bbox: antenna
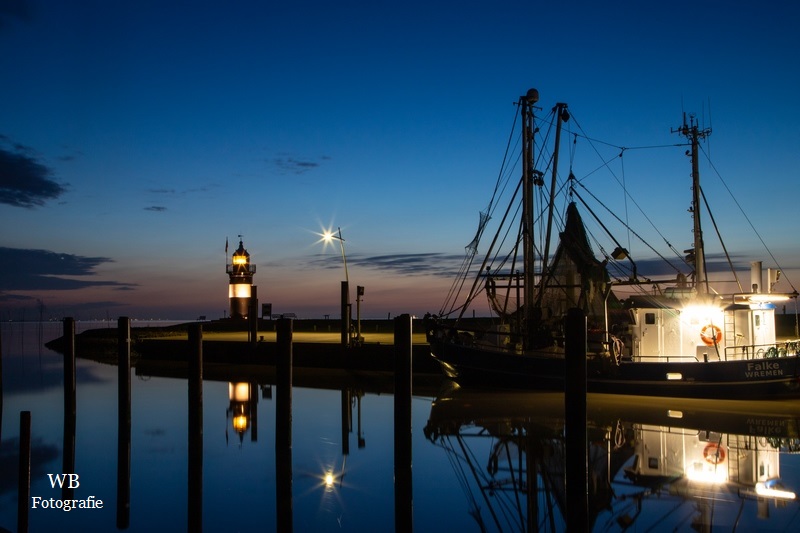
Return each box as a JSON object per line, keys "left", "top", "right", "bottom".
{"left": 706, "top": 97, "right": 713, "bottom": 158}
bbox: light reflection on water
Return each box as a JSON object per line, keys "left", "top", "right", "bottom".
{"left": 1, "top": 321, "right": 799, "bottom": 532}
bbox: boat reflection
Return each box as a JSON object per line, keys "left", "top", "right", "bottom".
{"left": 424, "top": 384, "right": 800, "bottom": 532}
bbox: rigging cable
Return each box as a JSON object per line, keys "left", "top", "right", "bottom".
{"left": 567, "top": 112, "right": 690, "bottom": 267}
{"left": 698, "top": 184, "right": 743, "bottom": 293}
{"left": 619, "top": 148, "right": 632, "bottom": 254}
{"left": 572, "top": 184, "right": 683, "bottom": 275}
{"left": 439, "top": 114, "right": 519, "bottom": 316}
{"left": 700, "top": 143, "right": 798, "bottom": 294}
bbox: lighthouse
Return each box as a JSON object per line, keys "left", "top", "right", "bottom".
{"left": 227, "top": 237, "right": 256, "bottom": 319}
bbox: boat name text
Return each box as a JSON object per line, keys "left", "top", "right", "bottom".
{"left": 744, "top": 361, "right": 784, "bottom": 378}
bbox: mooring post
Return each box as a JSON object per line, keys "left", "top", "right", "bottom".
{"left": 63, "top": 317, "right": 76, "bottom": 411}
{"left": 394, "top": 313, "right": 413, "bottom": 531}
{"left": 62, "top": 317, "right": 76, "bottom": 500}
{"left": 18, "top": 410, "right": 31, "bottom": 533}
{"left": 340, "top": 281, "right": 350, "bottom": 348}
{"left": 276, "top": 317, "right": 293, "bottom": 532}
{"left": 564, "top": 307, "right": 588, "bottom": 532}
{"left": 0, "top": 326, "right": 4, "bottom": 445}
{"left": 249, "top": 285, "right": 258, "bottom": 345}
{"left": 117, "top": 317, "right": 131, "bottom": 529}
{"left": 188, "top": 323, "right": 203, "bottom": 532}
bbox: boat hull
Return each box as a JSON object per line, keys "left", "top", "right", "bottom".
{"left": 429, "top": 340, "right": 800, "bottom": 400}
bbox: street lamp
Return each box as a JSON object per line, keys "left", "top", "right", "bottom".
{"left": 323, "top": 227, "right": 349, "bottom": 286}
{"left": 322, "top": 227, "right": 353, "bottom": 346}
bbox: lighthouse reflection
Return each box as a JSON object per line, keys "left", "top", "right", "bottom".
{"left": 225, "top": 382, "right": 271, "bottom": 446}
{"left": 424, "top": 387, "right": 800, "bottom": 532}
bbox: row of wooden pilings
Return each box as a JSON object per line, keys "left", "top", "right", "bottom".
{"left": 9, "top": 310, "right": 590, "bottom": 532}
{"left": 10, "top": 314, "right": 416, "bottom": 532}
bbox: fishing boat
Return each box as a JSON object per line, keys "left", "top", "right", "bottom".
{"left": 424, "top": 388, "right": 800, "bottom": 531}
{"left": 424, "top": 88, "right": 800, "bottom": 399}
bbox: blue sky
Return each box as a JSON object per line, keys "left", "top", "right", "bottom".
{"left": 1, "top": 0, "right": 798, "bottom": 320}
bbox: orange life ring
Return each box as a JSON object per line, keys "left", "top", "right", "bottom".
{"left": 700, "top": 324, "right": 722, "bottom": 346}
{"left": 703, "top": 443, "right": 726, "bottom": 464}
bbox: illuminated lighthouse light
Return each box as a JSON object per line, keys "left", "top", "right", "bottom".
{"left": 229, "top": 284, "right": 251, "bottom": 298}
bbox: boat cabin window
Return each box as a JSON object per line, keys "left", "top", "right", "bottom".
{"left": 648, "top": 457, "right": 659, "bottom": 469}
{"left": 755, "top": 315, "right": 761, "bottom": 327}
{"left": 645, "top": 313, "right": 656, "bottom": 325}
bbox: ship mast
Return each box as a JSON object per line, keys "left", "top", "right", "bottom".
{"left": 521, "top": 89, "right": 539, "bottom": 348}
{"left": 541, "top": 103, "right": 569, "bottom": 279}
{"left": 675, "top": 113, "right": 711, "bottom": 294}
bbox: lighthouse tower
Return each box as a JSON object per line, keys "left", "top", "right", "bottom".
{"left": 227, "top": 237, "right": 256, "bottom": 319}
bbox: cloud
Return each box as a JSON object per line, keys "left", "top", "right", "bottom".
{"left": 0, "top": 137, "right": 66, "bottom": 207}
{"left": 271, "top": 154, "right": 331, "bottom": 175}
{"left": 0, "top": 247, "right": 135, "bottom": 291}
{"left": 310, "top": 252, "right": 466, "bottom": 278}
{"left": 144, "top": 205, "right": 167, "bottom": 212}
{"left": 0, "top": 292, "right": 32, "bottom": 304}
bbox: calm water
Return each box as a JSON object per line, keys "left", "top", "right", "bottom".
{"left": 1, "top": 321, "right": 799, "bottom": 532}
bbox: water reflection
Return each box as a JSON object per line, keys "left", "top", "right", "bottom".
{"left": 424, "top": 385, "right": 800, "bottom": 531}
{"left": 2, "top": 321, "right": 799, "bottom": 531}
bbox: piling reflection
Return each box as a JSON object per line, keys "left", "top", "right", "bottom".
{"left": 117, "top": 317, "right": 131, "bottom": 530}
{"left": 61, "top": 318, "right": 76, "bottom": 502}
{"left": 187, "top": 324, "right": 203, "bottom": 532}
{"left": 424, "top": 384, "right": 800, "bottom": 532}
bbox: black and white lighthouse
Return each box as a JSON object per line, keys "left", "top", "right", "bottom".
{"left": 226, "top": 237, "right": 256, "bottom": 319}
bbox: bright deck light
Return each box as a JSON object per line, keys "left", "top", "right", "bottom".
{"left": 748, "top": 293, "right": 791, "bottom": 303}
{"left": 681, "top": 303, "right": 723, "bottom": 323}
{"left": 686, "top": 463, "right": 728, "bottom": 484}
{"left": 756, "top": 481, "right": 796, "bottom": 500}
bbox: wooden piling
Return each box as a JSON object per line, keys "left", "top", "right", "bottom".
{"left": 117, "top": 317, "right": 131, "bottom": 529}
{"left": 564, "top": 307, "right": 588, "bottom": 532}
{"left": 249, "top": 285, "right": 258, "bottom": 344}
{"left": 18, "top": 410, "right": 31, "bottom": 533}
{"left": 276, "top": 317, "right": 293, "bottom": 532}
{"left": 394, "top": 314, "right": 413, "bottom": 532}
{"left": 0, "top": 326, "right": 4, "bottom": 445}
{"left": 188, "top": 323, "right": 203, "bottom": 532}
{"left": 340, "top": 281, "right": 350, "bottom": 347}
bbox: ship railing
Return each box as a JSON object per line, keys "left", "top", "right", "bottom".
{"left": 631, "top": 354, "right": 698, "bottom": 364}
{"left": 723, "top": 340, "right": 800, "bottom": 361}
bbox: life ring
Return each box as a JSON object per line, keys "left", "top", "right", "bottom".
{"left": 703, "top": 443, "right": 726, "bottom": 464}
{"left": 700, "top": 324, "right": 722, "bottom": 346}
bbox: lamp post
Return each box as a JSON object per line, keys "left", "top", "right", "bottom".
{"left": 324, "top": 228, "right": 352, "bottom": 347}
{"left": 324, "top": 227, "right": 349, "bottom": 286}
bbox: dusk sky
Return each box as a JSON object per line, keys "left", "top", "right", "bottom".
{"left": 1, "top": 0, "right": 798, "bottom": 320}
